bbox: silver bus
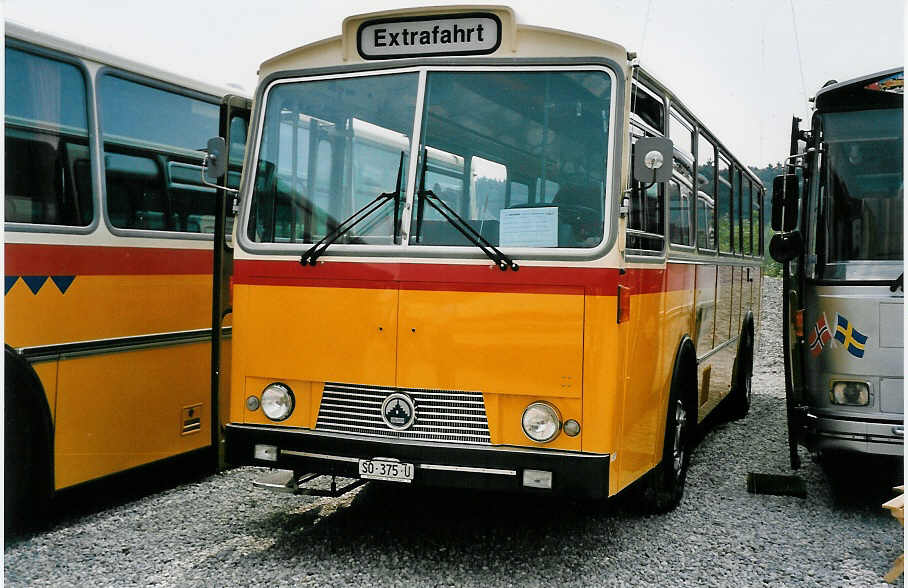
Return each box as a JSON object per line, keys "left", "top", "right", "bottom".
{"left": 771, "top": 68, "right": 903, "bottom": 468}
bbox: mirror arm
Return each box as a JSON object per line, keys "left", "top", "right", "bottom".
{"left": 201, "top": 157, "right": 239, "bottom": 196}
{"left": 782, "top": 147, "right": 816, "bottom": 170}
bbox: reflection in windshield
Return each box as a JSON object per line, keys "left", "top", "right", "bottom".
{"left": 246, "top": 69, "right": 613, "bottom": 250}
{"left": 411, "top": 70, "right": 611, "bottom": 248}
{"left": 248, "top": 72, "right": 417, "bottom": 244}
{"left": 820, "top": 108, "right": 903, "bottom": 276}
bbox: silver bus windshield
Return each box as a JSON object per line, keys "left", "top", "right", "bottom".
{"left": 818, "top": 108, "right": 903, "bottom": 279}
{"left": 246, "top": 68, "right": 613, "bottom": 251}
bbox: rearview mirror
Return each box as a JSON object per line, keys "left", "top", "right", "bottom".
{"left": 769, "top": 231, "right": 803, "bottom": 263}
{"left": 771, "top": 174, "right": 799, "bottom": 232}
{"left": 203, "top": 137, "right": 228, "bottom": 182}
{"left": 633, "top": 137, "right": 673, "bottom": 184}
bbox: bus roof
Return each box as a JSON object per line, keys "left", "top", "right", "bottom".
{"left": 814, "top": 67, "right": 903, "bottom": 112}
{"left": 5, "top": 20, "right": 242, "bottom": 100}
{"left": 257, "top": 5, "right": 630, "bottom": 80}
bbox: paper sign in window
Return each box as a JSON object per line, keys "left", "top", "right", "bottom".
{"left": 499, "top": 207, "right": 558, "bottom": 248}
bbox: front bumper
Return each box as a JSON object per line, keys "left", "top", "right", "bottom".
{"left": 802, "top": 412, "right": 904, "bottom": 456}
{"left": 225, "top": 424, "right": 611, "bottom": 499}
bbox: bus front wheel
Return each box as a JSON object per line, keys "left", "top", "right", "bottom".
{"left": 639, "top": 344, "right": 695, "bottom": 513}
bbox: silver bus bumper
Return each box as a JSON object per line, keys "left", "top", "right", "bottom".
{"left": 804, "top": 412, "right": 904, "bottom": 456}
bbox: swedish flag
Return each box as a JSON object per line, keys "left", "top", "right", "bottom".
{"left": 833, "top": 314, "right": 868, "bottom": 358}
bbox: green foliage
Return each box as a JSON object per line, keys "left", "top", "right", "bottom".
{"left": 749, "top": 162, "right": 787, "bottom": 277}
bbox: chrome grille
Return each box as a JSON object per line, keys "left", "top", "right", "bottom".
{"left": 315, "top": 382, "right": 491, "bottom": 445}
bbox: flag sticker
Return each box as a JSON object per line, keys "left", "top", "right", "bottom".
{"left": 833, "top": 314, "right": 869, "bottom": 359}
{"left": 807, "top": 313, "right": 832, "bottom": 357}
{"left": 865, "top": 72, "right": 904, "bottom": 94}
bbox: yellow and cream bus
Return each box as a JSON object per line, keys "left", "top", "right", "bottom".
{"left": 216, "top": 6, "right": 765, "bottom": 509}
{"left": 4, "top": 21, "right": 248, "bottom": 529}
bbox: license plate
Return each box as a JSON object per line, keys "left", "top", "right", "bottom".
{"left": 358, "top": 458, "right": 414, "bottom": 483}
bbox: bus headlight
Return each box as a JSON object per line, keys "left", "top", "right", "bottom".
{"left": 521, "top": 402, "right": 561, "bottom": 443}
{"left": 261, "top": 383, "right": 295, "bottom": 421}
{"left": 830, "top": 381, "right": 870, "bottom": 406}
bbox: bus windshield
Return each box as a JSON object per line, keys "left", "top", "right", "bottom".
{"left": 819, "top": 108, "right": 903, "bottom": 278}
{"left": 248, "top": 72, "right": 418, "bottom": 245}
{"left": 247, "top": 68, "right": 613, "bottom": 250}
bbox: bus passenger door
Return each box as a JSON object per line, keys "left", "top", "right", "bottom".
{"left": 213, "top": 94, "right": 251, "bottom": 462}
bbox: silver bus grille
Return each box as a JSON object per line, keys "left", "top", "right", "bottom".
{"left": 315, "top": 382, "right": 491, "bottom": 445}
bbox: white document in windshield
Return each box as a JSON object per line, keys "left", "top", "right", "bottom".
{"left": 499, "top": 207, "right": 558, "bottom": 248}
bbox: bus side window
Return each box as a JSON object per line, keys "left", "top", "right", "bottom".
{"left": 507, "top": 180, "right": 529, "bottom": 207}
{"left": 470, "top": 156, "right": 507, "bottom": 221}
{"left": 754, "top": 186, "right": 763, "bottom": 255}
{"left": 669, "top": 109, "right": 693, "bottom": 160}
{"left": 668, "top": 179, "right": 692, "bottom": 246}
{"left": 628, "top": 129, "right": 665, "bottom": 253}
{"left": 742, "top": 177, "right": 753, "bottom": 255}
{"left": 100, "top": 74, "right": 220, "bottom": 234}
{"left": 5, "top": 47, "right": 93, "bottom": 227}
{"left": 718, "top": 155, "right": 733, "bottom": 253}
{"left": 696, "top": 132, "right": 717, "bottom": 251}
{"left": 228, "top": 115, "right": 247, "bottom": 167}
{"left": 735, "top": 168, "right": 745, "bottom": 255}
{"left": 631, "top": 81, "right": 664, "bottom": 133}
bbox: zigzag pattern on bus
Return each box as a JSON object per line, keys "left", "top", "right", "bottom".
{"left": 5, "top": 275, "right": 76, "bottom": 295}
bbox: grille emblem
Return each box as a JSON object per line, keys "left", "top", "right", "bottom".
{"left": 381, "top": 393, "right": 416, "bottom": 430}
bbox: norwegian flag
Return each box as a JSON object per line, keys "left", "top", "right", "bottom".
{"left": 807, "top": 313, "right": 832, "bottom": 357}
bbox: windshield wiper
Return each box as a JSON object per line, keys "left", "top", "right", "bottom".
{"left": 890, "top": 272, "right": 903, "bottom": 292}
{"left": 300, "top": 151, "right": 404, "bottom": 266}
{"left": 413, "top": 149, "right": 518, "bottom": 272}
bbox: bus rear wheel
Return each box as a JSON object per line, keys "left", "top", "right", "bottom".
{"left": 727, "top": 328, "right": 754, "bottom": 421}
{"left": 4, "top": 351, "right": 53, "bottom": 535}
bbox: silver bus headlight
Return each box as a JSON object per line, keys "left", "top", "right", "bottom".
{"left": 261, "top": 383, "right": 295, "bottom": 421}
{"left": 830, "top": 381, "right": 870, "bottom": 406}
{"left": 521, "top": 402, "right": 561, "bottom": 443}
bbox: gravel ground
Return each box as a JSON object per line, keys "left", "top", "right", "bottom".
{"left": 5, "top": 277, "right": 904, "bottom": 587}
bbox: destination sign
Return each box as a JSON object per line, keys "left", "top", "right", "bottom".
{"left": 357, "top": 13, "right": 501, "bottom": 60}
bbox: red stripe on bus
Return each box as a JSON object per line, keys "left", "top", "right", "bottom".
{"left": 233, "top": 259, "right": 693, "bottom": 296}
{"left": 5, "top": 243, "right": 213, "bottom": 275}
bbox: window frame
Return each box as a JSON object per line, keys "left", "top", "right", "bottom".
{"left": 627, "top": 123, "right": 667, "bottom": 258}
{"left": 97, "top": 66, "right": 223, "bottom": 241}
{"left": 666, "top": 105, "right": 696, "bottom": 253}
{"left": 237, "top": 61, "right": 625, "bottom": 262}
{"left": 4, "top": 39, "right": 99, "bottom": 235}
{"left": 630, "top": 79, "right": 665, "bottom": 136}
{"left": 742, "top": 176, "right": 753, "bottom": 256}
{"left": 717, "top": 152, "right": 735, "bottom": 256}
{"left": 695, "top": 130, "right": 718, "bottom": 255}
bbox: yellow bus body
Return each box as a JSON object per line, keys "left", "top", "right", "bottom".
{"left": 224, "top": 6, "right": 763, "bottom": 501}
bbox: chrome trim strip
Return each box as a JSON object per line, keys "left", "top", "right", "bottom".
{"left": 229, "top": 423, "right": 609, "bottom": 459}
{"left": 316, "top": 414, "right": 488, "bottom": 433}
{"left": 18, "top": 326, "right": 233, "bottom": 363}
{"left": 315, "top": 424, "right": 490, "bottom": 444}
{"left": 419, "top": 463, "right": 517, "bottom": 476}
{"left": 696, "top": 335, "right": 739, "bottom": 363}
{"left": 317, "top": 382, "right": 492, "bottom": 444}
{"left": 282, "top": 450, "right": 360, "bottom": 463}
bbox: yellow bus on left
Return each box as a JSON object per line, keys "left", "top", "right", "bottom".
{"left": 4, "top": 21, "right": 248, "bottom": 531}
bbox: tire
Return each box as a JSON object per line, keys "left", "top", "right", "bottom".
{"left": 727, "top": 326, "right": 754, "bottom": 421}
{"left": 5, "top": 348, "right": 54, "bottom": 536}
{"left": 639, "top": 357, "right": 694, "bottom": 513}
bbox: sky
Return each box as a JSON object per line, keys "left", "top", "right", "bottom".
{"left": 2, "top": 0, "right": 903, "bottom": 167}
